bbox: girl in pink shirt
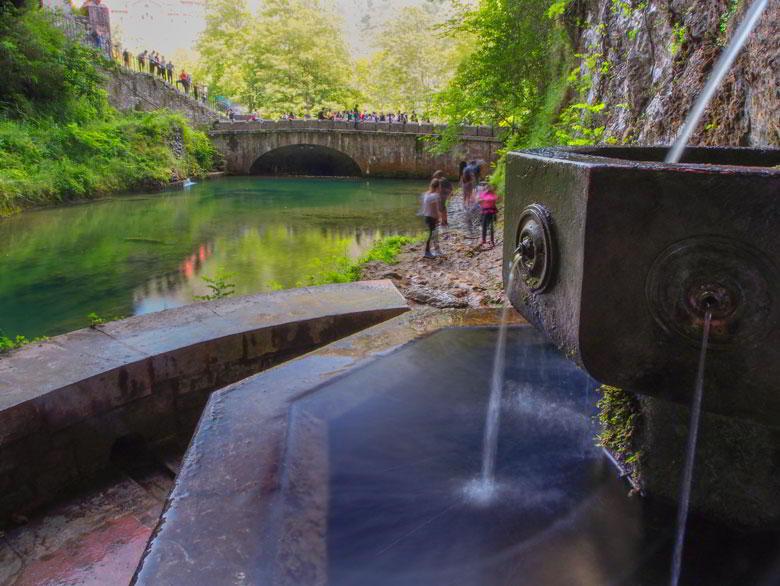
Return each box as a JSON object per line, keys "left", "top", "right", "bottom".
{"left": 478, "top": 184, "right": 499, "bottom": 248}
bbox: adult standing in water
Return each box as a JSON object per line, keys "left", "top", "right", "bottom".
{"left": 421, "top": 178, "right": 443, "bottom": 259}
{"left": 432, "top": 170, "right": 452, "bottom": 230}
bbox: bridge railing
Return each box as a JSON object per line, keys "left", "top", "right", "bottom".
{"left": 210, "top": 119, "right": 499, "bottom": 138}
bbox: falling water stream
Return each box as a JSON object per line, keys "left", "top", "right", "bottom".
{"left": 665, "top": 0, "right": 770, "bottom": 163}
{"left": 466, "top": 261, "right": 519, "bottom": 504}
{"left": 670, "top": 309, "right": 713, "bottom": 586}
{"left": 665, "top": 2, "right": 769, "bottom": 582}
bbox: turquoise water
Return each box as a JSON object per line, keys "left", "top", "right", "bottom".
{"left": 0, "top": 177, "right": 424, "bottom": 338}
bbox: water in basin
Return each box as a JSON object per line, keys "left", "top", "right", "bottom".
{"left": 280, "top": 327, "right": 779, "bottom": 586}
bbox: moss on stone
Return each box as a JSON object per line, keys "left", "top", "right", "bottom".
{"left": 597, "top": 384, "right": 642, "bottom": 486}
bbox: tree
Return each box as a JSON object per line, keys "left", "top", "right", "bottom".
{"left": 241, "top": 0, "right": 354, "bottom": 115}
{"left": 195, "top": 0, "right": 251, "bottom": 103}
{"left": 355, "top": 5, "right": 469, "bottom": 115}
{"left": 434, "top": 0, "right": 570, "bottom": 138}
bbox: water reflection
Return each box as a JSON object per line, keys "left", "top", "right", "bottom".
{"left": 0, "top": 177, "right": 424, "bottom": 337}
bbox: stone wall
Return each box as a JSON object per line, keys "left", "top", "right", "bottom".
{"left": 571, "top": 0, "right": 778, "bottom": 147}
{"left": 0, "top": 282, "right": 408, "bottom": 527}
{"left": 104, "top": 67, "right": 219, "bottom": 127}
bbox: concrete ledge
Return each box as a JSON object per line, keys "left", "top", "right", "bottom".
{"left": 0, "top": 281, "right": 408, "bottom": 525}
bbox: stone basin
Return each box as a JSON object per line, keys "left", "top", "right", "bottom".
{"left": 132, "top": 318, "right": 780, "bottom": 585}
{"left": 502, "top": 146, "right": 780, "bottom": 427}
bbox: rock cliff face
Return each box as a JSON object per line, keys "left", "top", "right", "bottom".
{"left": 104, "top": 67, "right": 219, "bottom": 127}
{"left": 570, "top": 0, "right": 778, "bottom": 147}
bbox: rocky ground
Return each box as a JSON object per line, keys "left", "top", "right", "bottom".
{"left": 361, "top": 198, "right": 506, "bottom": 309}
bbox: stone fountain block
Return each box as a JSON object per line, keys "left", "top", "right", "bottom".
{"left": 503, "top": 146, "right": 780, "bottom": 427}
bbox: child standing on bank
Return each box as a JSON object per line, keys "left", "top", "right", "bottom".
{"left": 478, "top": 184, "right": 499, "bottom": 249}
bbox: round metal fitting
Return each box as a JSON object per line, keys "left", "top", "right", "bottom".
{"left": 512, "top": 204, "right": 556, "bottom": 293}
{"left": 645, "top": 236, "right": 776, "bottom": 347}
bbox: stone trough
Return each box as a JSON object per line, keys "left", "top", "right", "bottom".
{"left": 502, "top": 146, "right": 780, "bottom": 526}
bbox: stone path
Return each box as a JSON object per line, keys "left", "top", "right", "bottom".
{"left": 361, "top": 196, "right": 506, "bottom": 309}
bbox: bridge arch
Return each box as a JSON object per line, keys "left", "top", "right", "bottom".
{"left": 249, "top": 144, "right": 363, "bottom": 177}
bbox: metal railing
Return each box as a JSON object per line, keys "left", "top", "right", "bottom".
{"left": 43, "top": 9, "right": 89, "bottom": 45}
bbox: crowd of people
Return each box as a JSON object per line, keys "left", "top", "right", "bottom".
{"left": 114, "top": 47, "right": 209, "bottom": 103}
{"left": 420, "top": 160, "right": 499, "bottom": 259}
{"left": 275, "top": 109, "right": 432, "bottom": 123}
{"left": 317, "top": 109, "right": 429, "bottom": 123}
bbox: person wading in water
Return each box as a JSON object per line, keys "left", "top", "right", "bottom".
{"left": 421, "top": 178, "right": 443, "bottom": 259}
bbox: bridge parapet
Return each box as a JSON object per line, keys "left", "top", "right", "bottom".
{"left": 212, "top": 119, "right": 498, "bottom": 138}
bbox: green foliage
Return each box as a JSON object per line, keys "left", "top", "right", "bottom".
{"left": 196, "top": 0, "right": 356, "bottom": 115}
{"left": 0, "top": 6, "right": 216, "bottom": 215}
{"left": 670, "top": 23, "right": 687, "bottom": 56}
{"left": 195, "top": 0, "right": 252, "bottom": 102}
{"left": 597, "top": 385, "right": 643, "bottom": 478}
{"left": 360, "top": 235, "right": 416, "bottom": 264}
{"left": 87, "top": 311, "right": 124, "bottom": 327}
{"left": 435, "top": 0, "right": 566, "bottom": 132}
{"left": 0, "top": 4, "right": 105, "bottom": 120}
{"left": 87, "top": 312, "right": 106, "bottom": 327}
{"left": 194, "top": 272, "right": 237, "bottom": 301}
{"left": 0, "top": 334, "right": 32, "bottom": 353}
{"left": 546, "top": 0, "right": 573, "bottom": 19}
{"left": 302, "top": 235, "right": 417, "bottom": 286}
{"left": 718, "top": 0, "right": 742, "bottom": 46}
{"left": 242, "top": 0, "right": 355, "bottom": 114}
{"left": 0, "top": 112, "right": 216, "bottom": 215}
{"left": 354, "top": 6, "right": 470, "bottom": 115}
{"left": 194, "top": 0, "right": 464, "bottom": 116}
{"left": 555, "top": 101, "right": 607, "bottom": 145}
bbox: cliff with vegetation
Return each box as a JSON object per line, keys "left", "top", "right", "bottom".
{"left": 0, "top": 4, "right": 216, "bottom": 217}
{"left": 569, "top": 0, "right": 778, "bottom": 147}
{"left": 432, "top": 0, "right": 777, "bottom": 181}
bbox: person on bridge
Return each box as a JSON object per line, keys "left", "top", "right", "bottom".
{"left": 421, "top": 179, "right": 444, "bottom": 260}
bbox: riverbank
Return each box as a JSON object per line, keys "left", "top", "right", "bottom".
{"left": 359, "top": 198, "right": 505, "bottom": 308}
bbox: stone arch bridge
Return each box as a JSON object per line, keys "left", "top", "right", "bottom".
{"left": 208, "top": 120, "right": 503, "bottom": 179}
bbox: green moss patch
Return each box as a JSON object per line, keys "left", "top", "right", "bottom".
{"left": 597, "top": 384, "right": 643, "bottom": 486}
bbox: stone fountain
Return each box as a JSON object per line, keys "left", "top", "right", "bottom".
{"left": 503, "top": 145, "right": 780, "bottom": 526}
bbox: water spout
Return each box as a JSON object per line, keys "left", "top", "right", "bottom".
{"left": 670, "top": 309, "right": 713, "bottom": 586}
{"left": 666, "top": 0, "right": 769, "bottom": 164}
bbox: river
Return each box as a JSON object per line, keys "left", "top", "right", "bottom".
{"left": 0, "top": 177, "right": 424, "bottom": 338}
